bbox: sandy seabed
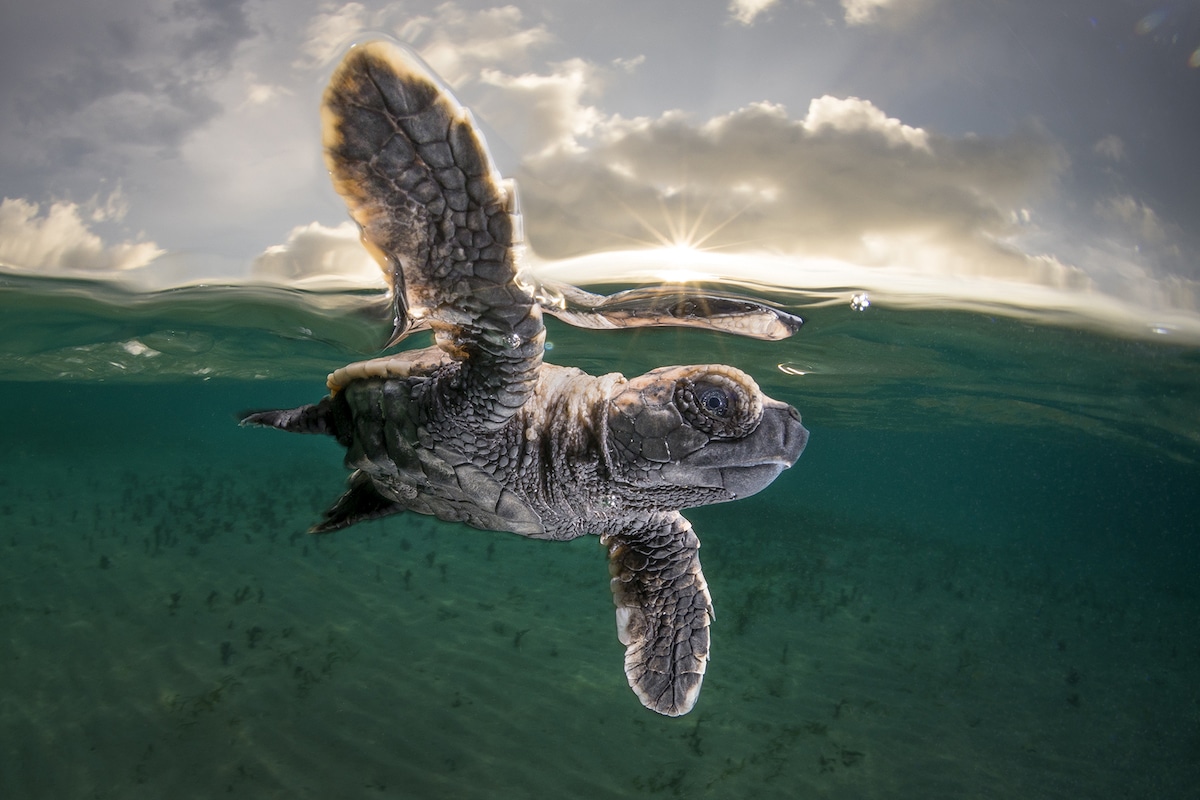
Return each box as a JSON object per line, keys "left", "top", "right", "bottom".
{"left": 1, "top": 387, "right": 1197, "bottom": 800}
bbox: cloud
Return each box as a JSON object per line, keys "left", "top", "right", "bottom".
{"left": 0, "top": 0, "right": 303, "bottom": 264}
{"left": 367, "top": 5, "right": 636, "bottom": 164}
{"left": 729, "top": 0, "right": 780, "bottom": 26}
{"left": 1098, "top": 195, "right": 1168, "bottom": 245}
{"left": 516, "top": 93, "right": 1071, "bottom": 295}
{"left": 478, "top": 60, "right": 606, "bottom": 156}
{"left": 4, "top": 0, "right": 1185, "bottom": 339}
{"left": 300, "top": 3, "right": 586, "bottom": 170}
{"left": 841, "top": 0, "right": 930, "bottom": 26}
{"left": 237, "top": 70, "right": 1098, "bottom": 316}
{"left": 802, "top": 95, "right": 930, "bottom": 151}
{"left": 1093, "top": 135, "right": 1126, "bottom": 162}
{"left": 0, "top": 0, "right": 256, "bottom": 182}
{"left": 85, "top": 184, "right": 132, "bottom": 224}
{"left": 0, "top": 197, "right": 163, "bottom": 273}
{"left": 297, "top": 1, "right": 370, "bottom": 68}
{"left": 1091, "top": 195, "right": 1185, "bottom": 281}
{"left": 842, "top": 0, "right": 890, "bottom": 24}
{"left": 173, "top": 69, "right": 322, "bottom": 235}
{"left": 398, "top": 4, "right": 554, "bottom": 88}
{"left": 250, "top": 220, "right": 381, "bottom": 286}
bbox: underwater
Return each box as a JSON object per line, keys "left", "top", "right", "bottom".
{"left": 1, "top": 272, "right": 1197, "bottom": 798}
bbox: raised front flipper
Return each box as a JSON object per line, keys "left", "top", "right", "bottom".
{"left": 603, "top": 513, "right": 713, "bottom": 716}
{"left": 543, "top": 282, "right": 803, "bottom": 341}
{"left": 322, "top": 41, "right": 544, "bottom": 429}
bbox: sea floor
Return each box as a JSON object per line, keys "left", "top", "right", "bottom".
{"left": 1, "top": 381, "right": 1197, "bottom": 799}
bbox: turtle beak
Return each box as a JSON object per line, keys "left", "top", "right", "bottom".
{"left": 717, "top": 402, "right": 807, "bottom": 499}
{"left": 779, "top": 402, "right": 809, "bottom": 465}
{"left": 663, "top": 399, "right": 808, "bottom": 501}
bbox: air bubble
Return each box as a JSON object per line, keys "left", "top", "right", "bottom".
{"left": 850, "top": 292, "right": 871, "bottom": 312}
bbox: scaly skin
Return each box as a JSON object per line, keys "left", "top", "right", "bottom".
{"left": 242, "top": 41, "right": 808, "bottom": 716}
{"left": 321, "top": 42, "right": 544, "bottom": 429}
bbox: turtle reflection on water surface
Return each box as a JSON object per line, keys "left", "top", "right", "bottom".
{"left": 242, "top": 41, "right": 808, "bottom": 716}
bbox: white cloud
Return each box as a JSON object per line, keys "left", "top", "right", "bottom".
{"left": 85, "top": 185, "right": 131, "bottom": 223}
{"left": 297, "top": 3, "right": 592, "bottom": 167}
{"left": 0, "top": 197, "right": 163, "bottom": 273}
{"left": 380, "top": 5, "right": 635, "bottom": 163}
{"left": 251, "top": 220, "right": 381, "bottom": 286}
{"left": 842, "top": 0, "right": 890, "bottom": 24}
{"left": 729, "top": 0, "right": 780, "bottom": 26}
{"left": 175, "top": 69, "right": 320, "bottom": 228}
{"left": 841, "top": 0, "right": 929, "bottom": 26}
{"left": 516, "top": 94, "right": 1068, "bottom": 293}
{"left": 612, "top": 55, "right": 646, "bottom": 73}
{"left": 400, "top": 4, "right": 553, "bottom": 87}
{"left": 297, "top": 1, "right": 369, "bottom": 68}
{"left": 240, "top": 81, "right": 292, "bottom": 108}
{"left": 478, "top": 60, "right": 605, "bottom": 156}
{"left": 503, "top": 83, "right": 1199, "bottom": 337}
{"left": 801, "top": 95, "right": 931, "bottom": 151}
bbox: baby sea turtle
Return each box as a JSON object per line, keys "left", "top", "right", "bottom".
{"left": 242, "top": 41, "right": 808, "bottom": 716}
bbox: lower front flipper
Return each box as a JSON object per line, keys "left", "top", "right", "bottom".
{"left": 603, "top": 513, "right": 713, "bottom": 716}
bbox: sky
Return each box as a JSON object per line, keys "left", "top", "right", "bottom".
{"left": 1, "top": 0, "right": 1198, "bottom": 336}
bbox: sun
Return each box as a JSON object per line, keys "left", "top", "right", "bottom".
{"left": 608, "top": 188, "right": 760, "bottom": 284}
{"left": 652, "top": 243, "right": 717, "bottom": 283}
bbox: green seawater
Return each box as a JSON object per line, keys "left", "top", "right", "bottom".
{"left": 2, "top": 272, "right": 1198, "bottom": 798}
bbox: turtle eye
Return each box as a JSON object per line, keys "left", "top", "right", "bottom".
{"left": 676, "top": 374, "right": 759, "bottom": 438}
{"left": 698, "top": 385, "right": 730, "bottom": 417}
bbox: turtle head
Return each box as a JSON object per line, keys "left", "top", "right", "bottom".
{"left": 604, "top": 365, "right": 807, "bottom": 507}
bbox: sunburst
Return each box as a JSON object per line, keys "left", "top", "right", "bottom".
{"left": 603, "top": 188, "right": 763, "bottom": 283}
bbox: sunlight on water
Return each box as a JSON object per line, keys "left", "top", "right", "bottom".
{"left": 530, "top": 248, "right": 1200, "bottom": 343}
{"left": 5, "top": 263, "right": 1198, "bottom": 465}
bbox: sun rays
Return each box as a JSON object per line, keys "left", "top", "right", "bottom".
{"left": 606, "top": 186, "right": 766, "bottom": 283}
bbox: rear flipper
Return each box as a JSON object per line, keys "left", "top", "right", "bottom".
{"left": 239, "top": 395, "right": 350, "bottom": 446}
{"left": 311, "top": 469, "right": 406, "bottom": 534}
{"left": 603, "top": 513, "right": 713, "bottom": 717}
{"left": 241, "top": 402, "right": 402, "bottom": 533}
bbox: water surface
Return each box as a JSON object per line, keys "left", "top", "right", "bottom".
{"left": 2, "top": 273, "right": 1198, "bottom": 798}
